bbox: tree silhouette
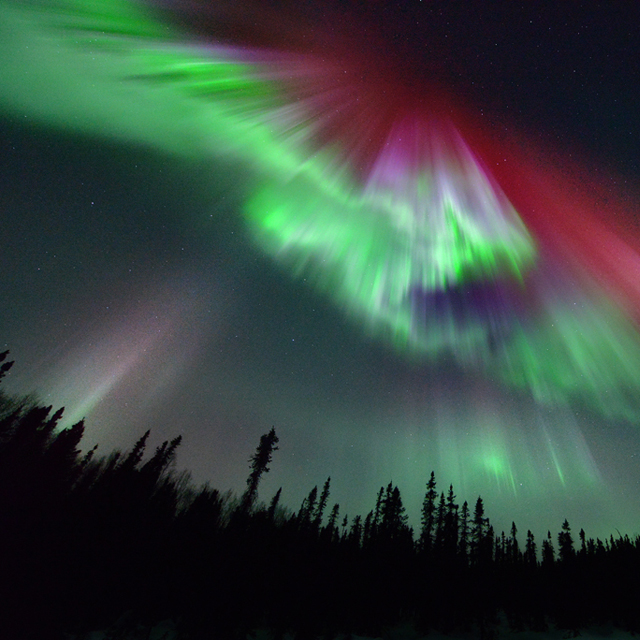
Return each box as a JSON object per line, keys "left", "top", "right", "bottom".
{"left": 419, "top": 471, "right": 438, "bottom": 553}
{"left": 380, "top": 482, "right": 409, "bottom": 540}
{"left": 524, "top": 530, "right": 537, "bottom": 566}
{"left": 241, "top": 427, "right": 279, "bottom": 511}
{"left": 542, "top": 530, "right": 555, "bottom": 567}
{"left": 324, "top": 503, "right": 340, "bottom": 541}
{"left": 509, "top": 521, "right": 520, "bottom": 564}
{"left": 458, "top": 500, "right": 470, "bottom": 561}
{"left": 578, "top": 528, "right": 586, "bottom": 556}
{"left": 348, "top": 514, "right": 363, "bottom": 546}
{"left": 443, "top": 484, "right": 459, "bottom": 556}
{"left": 140, "top": 435, "right": 182, "bottom": 485}
{"left": 0, "top": 350, "right": 14, "bottom": 382}
{"left": 558, "top": 519, "right": 574, "bottom": 562}
{"left": 120, "top": 429, "right": 150, "bottom": 473}
{"left": 267, "top": 487, "right": 282, "bottom": 521}
{"left": 470, "top": 496, "right": 488, "bottom": 564}
{"left": 298, "top": 485, "right": 318, "bottom": 527}
{"left": 313, "top": 477, "right": 331, "bottom": 530}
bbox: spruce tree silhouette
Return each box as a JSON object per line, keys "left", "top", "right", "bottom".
{"left": 298, "top": 485, "right": 318, "bottom": 528}
{"left": 419, "top": 471, "right": 438, "bottom": 553}
{"left": 325, "top": 502, "right": 340, "bottom": 541}
{"left": 458, "top": 500, "right": 470, "bottom": 560}
{"left": 267, "top": 487, "right": 282, "bottom": 521}
{"left": 510, "top": 521, "right": 520, "bottom": 564}
{"left": 380, "top": 482, "right": 409, "bottom": 540}
{"left": 348, "top": 514, "right": 363, "bottom": 546}
{"left": 542, "top": 530, "right": 555, "bottom": 567}
{"left": 241, "top": 426, "right": 279, "bottom": 511}
{"left": 313, "top": 476, "right": 331, "bottom": 530}
{"left": 558, "top": 519, "right": 575, "bottom": 562}
{"left": 524, "top": 529, "right": 537, "bottom": 566}
{"left": 443, "top": 484, "right": 459, "bottom": 555}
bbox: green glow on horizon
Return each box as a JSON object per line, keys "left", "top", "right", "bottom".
{"left": 380, "top": 402, "right": 603, "bottom": 514}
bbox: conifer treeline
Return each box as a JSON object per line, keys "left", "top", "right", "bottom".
{"left": 0, "top": 351, "right": 639, "bottom": 639}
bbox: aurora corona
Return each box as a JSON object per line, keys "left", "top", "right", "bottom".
{"left": 3, "top": 0, "right": 640, "bottom": 419}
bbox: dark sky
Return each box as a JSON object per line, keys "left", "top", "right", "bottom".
{"left": 1, "top": 0, "right": 640, "bottom": 543}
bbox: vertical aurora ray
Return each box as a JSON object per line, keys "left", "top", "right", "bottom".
{"left": 2, "top": 0, "right": 640, "bottom": 424}
{"left": 9, "top": 277, "right": 217, "bottom": 437}
{"left": 354, "top": 381, "right": 607, "bottom": 539}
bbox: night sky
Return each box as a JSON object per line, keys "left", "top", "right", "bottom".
{"left": 1, "top": 0, "right": 640, "bottom": 544}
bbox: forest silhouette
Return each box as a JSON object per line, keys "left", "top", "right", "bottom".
{"left": 0, "top": 350, "right": 638, "bottom": 640}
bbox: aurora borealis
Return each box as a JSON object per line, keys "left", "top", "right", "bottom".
{"left": 1, "top": 0, "right": 640, "bottom": 541}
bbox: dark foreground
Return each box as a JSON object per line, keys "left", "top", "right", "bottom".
{"left": 0, "top": 353, "right": 638, "bottom": 639}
